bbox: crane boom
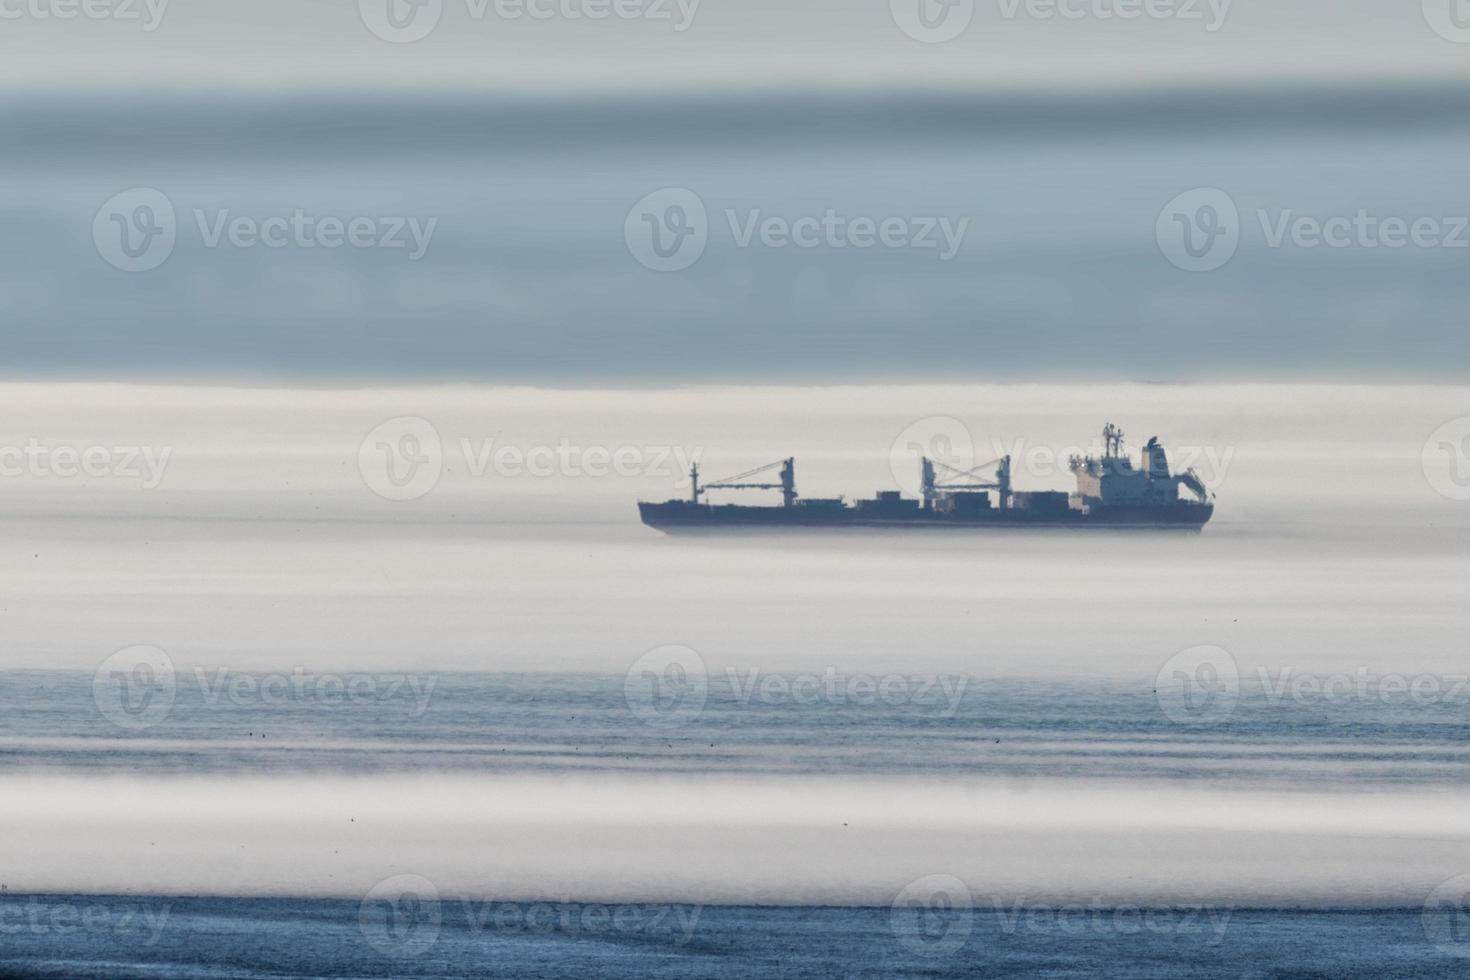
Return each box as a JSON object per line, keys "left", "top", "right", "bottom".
{"left": 921, "top": 454, "right": 1012, "bottom": 511}
{"left": 690, "top": 457, "right": 798, "bottom": 507}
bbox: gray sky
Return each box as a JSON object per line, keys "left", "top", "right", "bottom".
{"left": 1, "top": 0, "right": 1468, "bottom": 92}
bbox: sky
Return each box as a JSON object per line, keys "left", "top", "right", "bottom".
{"left": 3, "top": 0, "right": 1470, "bottom": 383}
{"left": 0, "top": 0, "right": 1467, "bottom": 92}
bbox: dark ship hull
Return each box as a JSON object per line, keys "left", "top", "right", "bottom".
{"left": 639, "top": 499, "right": 1213, "bottom": 533}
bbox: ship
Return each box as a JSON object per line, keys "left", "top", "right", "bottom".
{"left": 639, "top": 423, "right": 1214, "bottom": 532}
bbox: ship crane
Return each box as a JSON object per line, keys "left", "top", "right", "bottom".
{"left": 689, "top": 458, "right": 797, "bottom": 507}
{"left": 1178, "top": 468, "right": 1212, "bottom": 502}
{"left": 921, "top": 455, "right": 1012, "bottom": 511}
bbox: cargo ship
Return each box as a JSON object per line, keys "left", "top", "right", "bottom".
{"left": 639, "top": 424, "right": 1214, "bottom": 532}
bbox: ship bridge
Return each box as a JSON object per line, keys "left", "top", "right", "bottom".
{"left": 1068, "top": 424, "right": 1210, "bottom": 509}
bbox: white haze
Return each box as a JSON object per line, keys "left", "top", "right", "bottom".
{"left": 1, "top": 382, "right": 1466, "bottom": 677}
{"left": 2, "top": 0, "right": 1468, "bottom": 91}
{"left": 6, "top": 773, "right": 1470, "bottom": 907}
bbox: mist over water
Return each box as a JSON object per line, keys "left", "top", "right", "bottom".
{"left": 3, "top": 380, "right": 1468, "bottom": 915}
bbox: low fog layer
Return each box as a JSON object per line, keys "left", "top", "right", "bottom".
{"left": 6, "top": 774, "right": 1470, "bottom": 906}
{"left": 1, "top": 382, "right": 1466, "bottom": 675}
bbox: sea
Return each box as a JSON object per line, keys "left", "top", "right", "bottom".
{"left": 1, "top": 381, "right": 1469, "bottom": 976}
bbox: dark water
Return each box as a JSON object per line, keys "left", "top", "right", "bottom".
{"left": 0, "top": 896, "right": 1463, "bottom": 979}
{"left": 4, "top": 670, "right": 1469, "bottom": 787}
